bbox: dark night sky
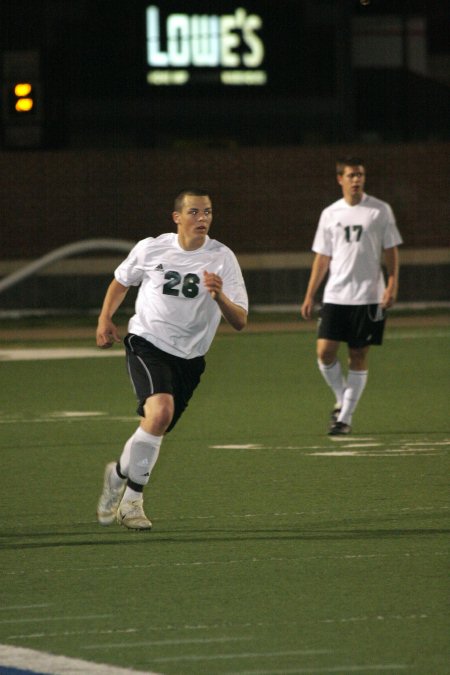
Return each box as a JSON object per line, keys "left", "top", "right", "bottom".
{"left": 1, "top": 0, "right": 448, "bottom": 146}
{"left": 1, "top": 0, "right": 448, "bottom": 99}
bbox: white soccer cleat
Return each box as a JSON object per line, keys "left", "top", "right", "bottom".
{"left": 116, "top": 498, "right": 152, "bottom": 531}
{"left": 97, "top": 462, "right": 126, "bottom": 526}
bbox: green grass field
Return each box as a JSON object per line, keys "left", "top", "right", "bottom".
{"left": 0, "top": 323, "right": 449, "bottom": 674}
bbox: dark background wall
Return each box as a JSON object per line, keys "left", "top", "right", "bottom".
{"left": 1, "top": 141, "right": 449, "bottom": 260}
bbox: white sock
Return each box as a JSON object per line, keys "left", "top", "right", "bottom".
{"left": 338, "top": 370, "right": 368, "bottom": 425}
{"left": 318, "top": 359, "right": 346, "bottom": 408}
{"left": 123, "top": 486, "right": 143, "bottom": 502}
{"left": 123, "top": 428, "right": 162, "bottom": 501}
{"left": 118, "top": 435, "right": 134, "bottom": 477}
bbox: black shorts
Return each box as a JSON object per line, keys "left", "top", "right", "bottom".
{"left": 124, "top": 334, "right": 205, "bottom": 432}
{"left": 317, "top": 303, "right": 386, "bottom": 348}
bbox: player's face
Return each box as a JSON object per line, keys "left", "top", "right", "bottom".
{"left": 173, "top": 195, "right": 213, "bottom": 250}
{"left": 338, "top": 165, "right": 366, "bottom": 204}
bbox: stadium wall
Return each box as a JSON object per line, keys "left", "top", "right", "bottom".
{"left": 0, "top": 141, "right": 449, "bottom": 310}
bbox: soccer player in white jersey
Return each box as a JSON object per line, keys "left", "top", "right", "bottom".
{"left": 96, "top": 189, "right": 248, "bottom": 529}
{"left": 301, "top": 158, "right": 403, "bottom": 435}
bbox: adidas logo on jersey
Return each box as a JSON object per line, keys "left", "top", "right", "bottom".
{"left": 155, "top": 264, "right": 164, "bottom": 271}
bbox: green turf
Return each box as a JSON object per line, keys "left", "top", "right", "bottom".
{"left": 0, "top": 326, "right": 449, "bottom": 674}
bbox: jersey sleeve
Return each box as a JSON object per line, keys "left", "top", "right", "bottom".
{"left": 114, "top": 239, "right": 150, "bottom": 287}
{"left": 311, "top": 210, "right": 332, "bottom": 256}
{"left": 222, "top": 249, "right": 249, "bottom": 311}
{"left": 382, "top": 204, "right": 403, "bottom": 249}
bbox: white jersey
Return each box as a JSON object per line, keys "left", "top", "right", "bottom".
{"left": 312, "top": 193, "right": 403, "bottom": 305}
{"left": 114, "top": 233, "right": 248, "bottom": 358}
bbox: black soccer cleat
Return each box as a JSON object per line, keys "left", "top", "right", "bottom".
{"left": 328, "top": 421, "right": 352, "bottom": 436}
{"left": 328, "top": 406, "right": 341, "bottom": 432}
{"left": 330, "top": 406, "right": 341, "bottom": 425}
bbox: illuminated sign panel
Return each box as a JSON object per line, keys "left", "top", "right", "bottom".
{"left": 146, "top": 5, "right": 267, "bottom": 86}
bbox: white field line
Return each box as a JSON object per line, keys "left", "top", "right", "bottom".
{"left": 7, "top": 628, "right": 139, "bottom": 640}
{"left": 0, "top": 644, "right": 160, "bottom": 675}
{"left": 1, "top": 326, "right": 449, "bottom": 361}
{"left": 0, "top": 348, "right": 124, "bottom": 361}
{"left": 7, "top": 612, "right": 436, "bottom": 643}
{"left": 328, "top": 437, "right": 374, "bottom": 442}
{"left": 225, "top": 667, "right": 408, "bottom": 674}
{"left": 1, "top": 411, "right": 448, "bottom": 456}
{"left": 0, "top": 414, "right": 137, "bottom": 424}
{"left": 334, "top": 443, "right": 381, "bottom": 448}
{"left": 210, "top": 439, "right": 448, "bottom": 457}
{"left": 82, "top": 636, "right": 252, "bottom": 650}
{"left": 4, "top": 549, "right": 447, "bottom": 591}
{"left": 406, "top": 441, "right": 450, "bottom": 446}
{"left": 0, "top": 604, "right": 51, "bottom": 611}
{"left": 310, "top": 451, "right": 442, "bottom": 457}
{"left": 0, "top": 614, "right": 112, "bottom": 625}
{"left": 320, "top": 613, "right": 429, "bottom": 624}
{"left": 149, "top": 649, "right": 331, "bottom": 663}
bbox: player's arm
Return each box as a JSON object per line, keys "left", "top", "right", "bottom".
{"left": 203, "top": 271, "right": 247, "bottom": 331}
{"left": 96, "top": 279, "right": 130, "bottom": 348}
{"left": 381, "top": 246, "right": 399, "bottom": 309}
{"left": 300, "top": 253, "right": 331, "bottom": 319}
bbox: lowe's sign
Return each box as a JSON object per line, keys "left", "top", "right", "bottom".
{"left": 146, "top": 5, "right": 267, "bottom": 85}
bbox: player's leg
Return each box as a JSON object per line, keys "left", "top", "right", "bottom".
{"left": 317, "top": 338, "right": 346, "bottom": 416}
{"left": 117, "top": 393, "right": 172, "bottom": 529}
{"left": 316, "top": 304, "right": 349, "bottom": 424}
{"left": 97, "top": 335, "right": 172, "bottom": 529}
{"left": 115, "top": 336, "right": 205, "bottom": 530}
{"left": 114, "top": 392, "right": 172, "bottom": 479}
{"left": 115, "top": 337, "right": 177, "bottom": 529}
{"left": 97, "top": 427, "right": 153, "bottom": 526}
{"left": 124, "top": 392, "right": 174, "bottom": 497}
{"left": 334, "top": 345, "right": 369, "bottom": 430}
{"left": 331, "top": 304, "right": 383, "bottom": 434}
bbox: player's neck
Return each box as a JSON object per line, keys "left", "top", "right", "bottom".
{"left": 177, "top": 233, "right": 207, "bottom": 251}
{"left": 344, "top": 193, "right": 363, "bottom": 206}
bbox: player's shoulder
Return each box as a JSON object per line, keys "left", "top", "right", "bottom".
{"left": 205, "top": 237, "right": 235, "bottom": 256}
{"left": 133, "top": 236, "right": 154, "bottom": 249}
{"left": 134, "top": 233, "right": 174, "bottom": 249}
{"left": 363, "top": 193, "right": 392, "bottom": 211}
{"left": 320, "top": 197, "right": 347, "bottom": 219}
{"left": 362, "top": 194, "right": 396, "bottom": 223}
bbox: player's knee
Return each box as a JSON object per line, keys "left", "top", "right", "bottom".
{"left": 348, "top": 348, "right": 369, "bottom": 370}
{"left": 316, "top": 339, "right": 339, "bottom": 365}
{"left": 317, "top": 347, "right": 337, "bottom": 365}
{"left": 143, "top": 395, "right": 174, "bottom": 433}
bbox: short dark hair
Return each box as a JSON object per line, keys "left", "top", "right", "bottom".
{"left": 336, "top": 157, "right": 365, "bottom": 175}
{"left": 174, "top": 188, "right": 211, "bottom": 212}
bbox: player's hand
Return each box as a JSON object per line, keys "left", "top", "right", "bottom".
{"left": 381, "top": 288, "right": 395, "bottom": 310}
{"left": 203, "top": 270, "right": 222, "bottom": 301}
{"left": 96, "top": 319, "right": 121, "bottom": 349}
{"left": 301, "top": 298, "right": 314, "bottom": 320}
